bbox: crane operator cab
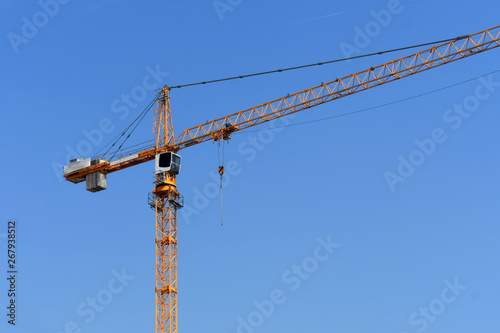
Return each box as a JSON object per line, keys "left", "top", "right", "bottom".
{"left": 156, "top": 152, "right": 181, "bottom": 175}
{"left": 154, "top": 152, "right": 181, "bottom": 185}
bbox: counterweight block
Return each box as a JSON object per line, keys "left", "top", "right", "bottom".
{"left": 86, "top": 171, "right": 107, "bottom": 192}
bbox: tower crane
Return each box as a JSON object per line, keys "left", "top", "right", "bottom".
{"left": 63, "top": 25, "right": 500, "bottom": 333}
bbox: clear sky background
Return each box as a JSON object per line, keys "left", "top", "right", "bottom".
{"left": 1, "top": 1, "right": 500, "bottom": 332}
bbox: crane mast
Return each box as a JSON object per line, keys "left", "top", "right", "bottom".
{"left": 62, "top": 25, "right": 500, "bottom": 333}
{"left": 150, "top": 87, "right": 181, "bottom": 332}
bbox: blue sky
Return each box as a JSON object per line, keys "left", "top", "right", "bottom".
{"left": 1, "top": 1, "right": 500, "bottom": 332}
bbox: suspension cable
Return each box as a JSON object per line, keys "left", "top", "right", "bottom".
{"left": 169, "top": 35, "right": 469, "bottom": 89}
